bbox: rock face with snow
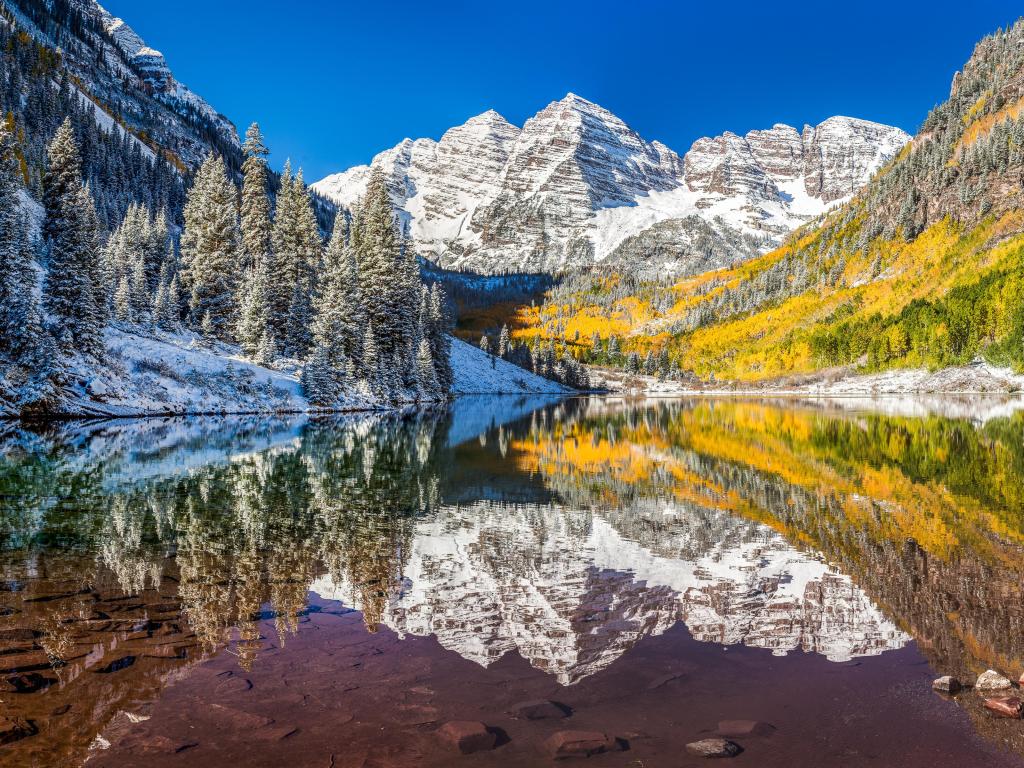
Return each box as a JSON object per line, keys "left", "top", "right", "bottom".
{"left": 315, "top": 95, "right": 909, "bottom": 276}
{"left": 4, "top": 0, "right": 239, "bottom": 168}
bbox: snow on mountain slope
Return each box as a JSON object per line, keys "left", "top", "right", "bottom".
{"left": 3, "top": 0, "right": 239, "bottom": 169}
{"left": 315, "top": 95, "right": 910, "bottom": 276}
{"left": 449, "top": 337, "right": 574, "bottom": 395}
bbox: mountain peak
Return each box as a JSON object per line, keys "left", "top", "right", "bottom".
{"left": 462, "top": 109, "right": 515, "bottom": 129}
{"left": 315, "top": 99, "right": 907, "bottom": 275}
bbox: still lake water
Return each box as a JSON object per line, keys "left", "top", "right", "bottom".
{"left": 1, "top": 396, "right": 1024, "bottom": 767}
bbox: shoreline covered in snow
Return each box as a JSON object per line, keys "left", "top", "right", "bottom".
{"left": 0, "top": 331, "right": 573, "bottom": 421}
{"left": 590, "top": 359, "right": 1024, "bottom": 398}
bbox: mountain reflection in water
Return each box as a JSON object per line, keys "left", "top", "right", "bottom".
{"left": 1, "top": 396, "right": 1024, "bottom": 767}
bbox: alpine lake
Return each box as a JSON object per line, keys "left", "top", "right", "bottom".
{"left": 2, "top": 395, "right": 1024, "bottom": 767}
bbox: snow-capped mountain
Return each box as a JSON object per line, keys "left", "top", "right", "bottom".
{"left": 314, "top": 94, "right": 910, "bottom": 276}
{"left": 311, "top": 498, "right": 907, "bottom": 684}
{"left": 2, "top": 0, "right": 239, "bottom": 168}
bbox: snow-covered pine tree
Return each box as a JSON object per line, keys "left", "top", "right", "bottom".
{"left": 0, "top": 121, "right": 32, "bottom": 358}
{"left": 354, "top": 168, "right": 409, "bottom": 394}
{"left": 301, "top": 343, "right": 341, "bottom": 407}
{"left": 152, "top": 279, "right": 171, "bottom": 330}
{"left": 479, "top": 334, "right": 491, "bottom": 355}
{"left": 309, "top": 218, "right": 361, "bottom": 370}
{"left": 236, "top": 255, "right": 271, "bottom": 357}
{"left": 416, "top": 338, "right": 439, "bottom": 400}
{"left": 643, "top": 350, "right": 655, "bottom": 375}
{"left": 42, "top": 118, "right": 103, "bottom": 355}
{"left": 114, "top": 276, "right": 133, "bottom": 323}
{"left": 79, "top": 185, "right": 106, "bottom": 336}
{"left": 236, "top": 124, "right": 274, "bottom": 356}
{"left": 153, "top": 250, "right": 178, "bottom": 329}
{"left": 145, "top": 209, "right": 169, "bottom": 294}
{"left": 270, "top": 163, "right": 322, "bottom": 358}
{"left": 498, "top": 324, "right": 511, "bottom": 359}
{"left": 180, "top": 154, "right": 241, "bottom": 341}
{"left": 397, "top": 248, "right": 422, "bottom": 390}
{"left": 361, "top": 320, "right": 380, "bottom": 393}
{"left": 256, "top": 330, "right": 277, "bottom": 366}
{"left": 607, "top": 335, "right": 621, "bottom": 363}
{"left": 424, "top": 283, "right": 452, "bottom": 395}
{"left": 240, "top": 123, "right": 273, "bottom": 270}
{"left": 129, "top": 248, "right": 149, "bottom": 323}
{"left": 285, "top": 279, "right": 314, "bottom": 357}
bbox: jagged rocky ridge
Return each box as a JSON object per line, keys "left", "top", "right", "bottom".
{"left": 314, "top": 95, "right": 909, "bottom": 276}
{"left": 2, "top": 0, "right": 240, "bottom": 169}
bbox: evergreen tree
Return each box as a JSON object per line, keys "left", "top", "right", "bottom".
{"left": 479, "top": 334, "right": 491, "bottom": 355}
{"left": 309, "top": 219, "right": 362, "bottom": 370}
{"left": 625, "top": 351, "right": 641, "bottom": 374}
{"left": 498, "top": 324, "right": 511, "bottom": 359}
{"left": 256, "top": 330, "right": 277, "bottom": 366}
{"left": 427, "top": 284, "right": 453, "bottom": 394}
{"left": 301, "top": 344, "right": 342, "bottom": 406}
{"left": 236, "top": 256, "right": 270, "bottom": 357}
{"left": 643, "top": 350, "right": 656, "bottom": 375}
{"left": 114, "top": 276, "right": 133, "bottom": 323}
{"left": 240, "top": 123, "right": 272, "bottom": 269}
{"left": 361, "top": 321, "right": 380, "bottom": 393}
{"left": 416, "top": 338, "right": 439, "bottom": 400}
{"left": 42, "top": 119, "right": 102, "bottom": 355}
{"left": 354, "top": 168, "right": 412, "bottom": 393}
{"left": 270, "top": 163, "right": 322, "bottom": 357}
{"left": 607, "top": 335, "right": 621, "bottom": 364}
{"left": 180, "top": 154, "right": 241, "bottom": 340}
{"left": 0, "top": 121, "right": 37, "bottom": 359}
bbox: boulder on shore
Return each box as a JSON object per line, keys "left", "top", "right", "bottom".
{"left": 932, "top": 676, "right": 961, "bottom": 694}
{"left": 976, "top": 670, "right": 1014, "bottom": 691}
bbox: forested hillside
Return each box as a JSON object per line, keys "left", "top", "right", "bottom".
{"left": 515, "top": 20, "right": 1024, "bottom": 385}
{"left": 0, "top": 0, "right": 476, "bottom": 415}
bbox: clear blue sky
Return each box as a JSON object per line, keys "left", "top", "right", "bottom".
{"left": 103, "top": 0, "right": 1021, "bottom": 181}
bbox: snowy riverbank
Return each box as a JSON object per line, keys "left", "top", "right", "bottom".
{"left": 590, "top": 359, "right": 1024, "bottom": 398}
{"left": 0, "top": 329, "right": 571, "bottom": 419}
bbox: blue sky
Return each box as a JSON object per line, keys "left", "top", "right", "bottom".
{"left": 103, "top": 0, "right": 1021, "bottom": 181}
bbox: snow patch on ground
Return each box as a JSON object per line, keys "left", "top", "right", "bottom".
{"left": 450, "top": 337, "right": 574, "bottom": 395}
{"left": 2, "top": 329, "right": 569, "bottom": 419}
{"left": 51, "top": 327, "right": 320, "bottom": 417}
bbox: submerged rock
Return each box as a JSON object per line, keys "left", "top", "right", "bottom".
{"left": 975, "top": 670, "right": 1014, "bottom": 691}
{"left": 983, "top": 697, "right": 1023, "bottom": 719}
{"left": 686, "top": 738, "right": 743, "bottom": 758}
{"left": 437, "top": 721, "right": 497, "bottom": 754}
{"left": 0, "top": 716, "right": 37, "bottom": 745}
{"left": 932, "top": 676, "right": 961, "bottom": 694}
{"left": 543, "top": 730, "right": 621, "bottom": 759}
